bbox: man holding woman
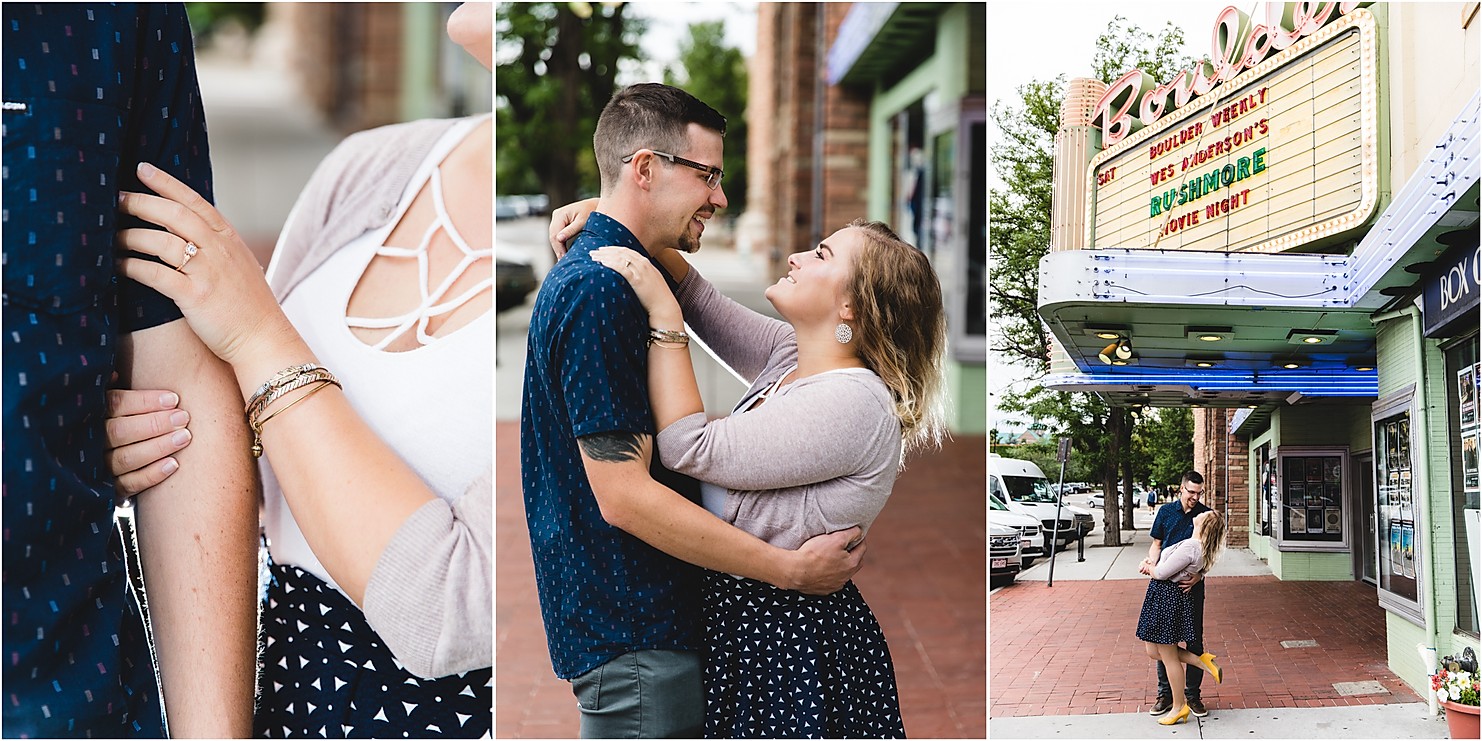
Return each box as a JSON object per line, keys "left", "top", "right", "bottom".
{"left": 1139, "top": 470, "right": 1220, "bottom": 722}
{"left": 520, "top": 82, "right": 870, "bottom": 738}
{"left": 525, "top": 82, "right": 949, "bottom": 738}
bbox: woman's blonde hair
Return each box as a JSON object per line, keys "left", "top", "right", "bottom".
{"left": 841, "top": 219, "right": 947, "bottom": 460}
{"left": 1196, "top": 510, "right": 1227, "bottom": 574}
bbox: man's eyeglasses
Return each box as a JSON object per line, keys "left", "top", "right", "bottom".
{"left": 622, "top": 150, "right": 724, "bottom": 190}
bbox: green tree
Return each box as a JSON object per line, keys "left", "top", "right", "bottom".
{"left": 185, "top": 2, "right": 266, "bottom": 45}
{"left": 1135, "top": 407, "right": 1195, "bottom": 491}
{"left": 989, "top": 17, "right": 1191, "bottom": 545}
{"left": 495, "top": 2, "right": 645, "bottom": 203}
{"left": 664, "top": 20, "right": 748, "bottom": 213}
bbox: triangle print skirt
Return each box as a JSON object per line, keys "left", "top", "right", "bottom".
{"left": 701, "top": 571, "right": 906, "bottom": 738}
{"left": 253, "top": 561, "right": 492, "bottom": 738}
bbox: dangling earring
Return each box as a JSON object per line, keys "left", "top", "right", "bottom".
{"left": 835, "top": 322, "right": 853, "bottom": 344}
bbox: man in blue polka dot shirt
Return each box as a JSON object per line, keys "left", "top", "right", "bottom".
{"left": 3, "top": 5, "right": 259, "bottom": 736}
{"left": 522, "top": 83, "right": 864, "bottom": 737}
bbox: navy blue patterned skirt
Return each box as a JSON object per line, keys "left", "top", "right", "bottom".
{"left": 253, "top": 563, "right": 492, "bottom": 738}
{"left": 1136, "top": 578, "right": 1197, "bottom": 645}
{"left": 702, "top": 571, "right": 905, "bottom": 739}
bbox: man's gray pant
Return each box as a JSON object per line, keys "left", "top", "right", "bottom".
{"left": 571, "top": 649, "right": 703, "bottom": 738}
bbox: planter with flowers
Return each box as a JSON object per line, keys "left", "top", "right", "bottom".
{"left": 1434, "top": 648, "right": 1480, "bottom": 739}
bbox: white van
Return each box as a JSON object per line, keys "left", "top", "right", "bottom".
{"left": 987, "top": 453, "right": 1095, "bottom": 553}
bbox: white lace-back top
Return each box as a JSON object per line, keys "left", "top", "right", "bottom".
{"left": 261, "top": 115, "right": 493, "bottom": 593}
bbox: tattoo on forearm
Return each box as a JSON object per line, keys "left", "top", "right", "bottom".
{"left": 579, "top": 432, "right": 646, "bottom": 463}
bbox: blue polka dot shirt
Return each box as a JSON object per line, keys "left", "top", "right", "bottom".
{"left": 2, "top": 4, "right": 213, "bottom": 736}
{"left": 521, "top": 212, "right": 702, "bottom": 680}
{"left": 1151, "top": 500, "right": 1212, "bottom": 548}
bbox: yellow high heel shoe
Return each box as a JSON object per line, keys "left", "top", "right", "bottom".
{"left": 1199, "top": 652, "right": 1223, "bottom": 684}
{"left": 1158, "top": 704, "right": 1191, "bottom": 726}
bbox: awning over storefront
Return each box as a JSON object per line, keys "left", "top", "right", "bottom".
{"left": 1038, "top": 92, "right": 1480, "bottom": 406}
{"left": 826, "top": 2, "right": 944, "bottom": 87}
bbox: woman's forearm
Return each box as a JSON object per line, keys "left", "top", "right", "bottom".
{"left": 647, "top": 309, "right": 706, "bottom": 430}
{"left": 232, "top": 333, "right": 437, "bottom": 606}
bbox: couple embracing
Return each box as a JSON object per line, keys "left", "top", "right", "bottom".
{"left": 520, "top": 83, "right": 949, "bottom": 739}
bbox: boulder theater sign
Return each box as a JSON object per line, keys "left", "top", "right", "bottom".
{"left": 1086, "top": 2, "right": 1379, "bottom": 254}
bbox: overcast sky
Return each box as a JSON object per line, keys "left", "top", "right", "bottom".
{"left": 986, "top": 1, "right": 1253, "bottom": 428}
{"left": 621, "top": 1, "right": 758, "bottom": 84}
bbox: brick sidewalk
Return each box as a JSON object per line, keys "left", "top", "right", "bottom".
{"left": 989, "top": 576, "right": 1421, "bottom": 718}
{"left": 496, "top": 421, "right": 986, "bottom": 738}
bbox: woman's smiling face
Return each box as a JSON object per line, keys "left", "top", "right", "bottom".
{"left": 765, "top": 227, "right": 863, "bottom": 326}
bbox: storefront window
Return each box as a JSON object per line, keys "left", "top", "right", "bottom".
{"left": 1445, "top": 334, "right": 1480, "bottom": 636}
{"left": 1276, "top": 448, "right": 1348, "bottom": 550}
{"left": 1374, "top": 388, "right": 1423, "bottom": 623}
{"left": 1258, "top": 445, "right": 1276, "bottom": 538}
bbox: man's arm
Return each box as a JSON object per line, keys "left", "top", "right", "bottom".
{"left": 120, "top": 319, "right": 258, "bottom": 737}
{"left": 579, "top": 431, "right": 862, "bottom": 594}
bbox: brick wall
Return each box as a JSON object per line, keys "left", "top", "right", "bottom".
{"left": 750, "top": 3, "right": 871, "bottom": 278}
{"left": 279, "top": 3, "right": 405, "bottom": 134}
{"left": 1194, "top": 408, "right": 1251, "bottom": 547}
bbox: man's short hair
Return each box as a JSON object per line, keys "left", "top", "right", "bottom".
{"left": 1181, "top": 471, "right": 1204, "bottom": 487}
{"left": 593, "top": 82, "right": 726, "bottom": 192}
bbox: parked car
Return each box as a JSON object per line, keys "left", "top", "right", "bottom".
{"left": 495, "top": 195, "right": 526, "bottom": 220}
{"left": 988, "top": 454, "right": 1096, "bottom": 553}
{"left": 989, "top": 523, "right": 1023, "bottom": 586}
{"left": 496, "top": 255, "right": 537, "bottom": 313}
{"left": 988, "top": 493, "right": 1044, "bottom": 567}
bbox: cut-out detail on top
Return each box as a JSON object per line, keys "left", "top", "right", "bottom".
{"left": 346, "top": 166, "right": 492, "bottom": 351}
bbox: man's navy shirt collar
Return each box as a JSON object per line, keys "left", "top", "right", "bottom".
{"left": 569, "top": 212, "right": 648, "bottom": 256}
{"left": 568, "top": 211, "right": 682, "bottom": 291}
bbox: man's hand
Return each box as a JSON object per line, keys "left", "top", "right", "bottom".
{"left": 1177, "top": 570, "right": 1204, "bottom": 593}
{"left": 1138, "top": 558, "right": 1154, "bottom": 576}
{"left": 784, "top": 527, "right": 865, "bottom": 595}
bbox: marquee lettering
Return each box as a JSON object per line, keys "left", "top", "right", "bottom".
{"left": 1092, "top": 2, "right": 1370, "bottom": 148}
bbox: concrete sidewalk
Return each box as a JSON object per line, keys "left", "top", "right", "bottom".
{"left": 991, "top": 702, "right": 1447, "bottom": 739}
{"left": 990, "top": 505, "right": 1448, "bottom": 739}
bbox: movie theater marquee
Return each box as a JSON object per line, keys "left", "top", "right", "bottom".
{"left": 1087, "top": 7, "right": 1379, "bottom": 254}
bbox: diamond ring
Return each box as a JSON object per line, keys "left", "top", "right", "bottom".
{"left": 176, "top": 241, "right": 198, "bottom": 272}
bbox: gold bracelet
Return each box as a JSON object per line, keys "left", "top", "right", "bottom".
{"left": 249, "top": 378, "right": 340, "bottom": 458}
{"left": 246, "top": 363, "right": 323, "bottom": 412}
{"left": 647, "top": 327, "right": 690, "bottom": 348}
{"left": 247, "top": 368, "right": 338, "bottom": 423}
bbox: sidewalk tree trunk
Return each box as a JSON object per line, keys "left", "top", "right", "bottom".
{"left": 1103, "top": 409, "right": 1124, "bottom": 546}
{"left": 1122, "top": 409, "right": 1136, "bottom": 532}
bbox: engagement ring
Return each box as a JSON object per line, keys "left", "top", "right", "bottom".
{"left": 176, "top": 241, "right": 198, "bottom": 272}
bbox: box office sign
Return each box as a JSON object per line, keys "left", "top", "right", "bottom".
{"left": 1085, "top": 5, "right": 1379, "bottom": 254}
{"left": 1422, "top": 239, "right": 1481, "bottom": 338}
